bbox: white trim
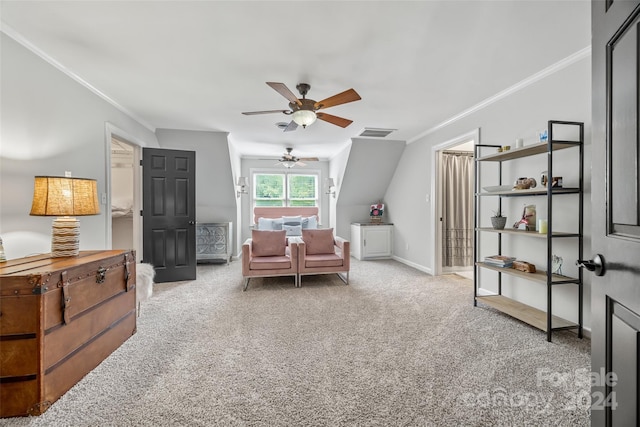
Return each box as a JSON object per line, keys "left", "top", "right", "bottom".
{"left": 408, "top": 46, "right": 591, "bottom": 144}
{"left": 391, "top": 255, "right": 433, "bottom": 275}
{"left": 2, "top": 23, "right": 156, "bottom": 132}
{"left": 431, "top": 129, "right": 479, "bottom": 276}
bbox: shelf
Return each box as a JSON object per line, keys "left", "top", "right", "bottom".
{"left": 473, "top": 120, "right": 584, "bottom": 342}
{"left": 476, "top": 262, "right": 579, "bottom": 284}
{"left": 477, "top": 141, "right": 579, "bottom": 162}
{"left": 476, "top": 295, "right": 578, "bottom": 331}
{"left": 477, "top": 187, "right": 580, "bottom": 197}
{"left": 476, "top": 227, "right": 580, "bottom": 238}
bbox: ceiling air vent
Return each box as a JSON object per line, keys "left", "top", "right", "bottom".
{"left": 358, "top": 128, "right": 397, "bottom": 138}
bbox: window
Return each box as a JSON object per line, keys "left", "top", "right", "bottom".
{"left": 253, "top": 172, "right": 318, "bottom": 208}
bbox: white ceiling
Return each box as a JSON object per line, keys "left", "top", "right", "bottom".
{"left": 0, "top": 1, "right": 590, "bottom": 160}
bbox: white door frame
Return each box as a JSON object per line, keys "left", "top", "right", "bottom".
{"left": 430, "top": 128, "right": 480, "bottom": 276}
{"left": 104, "top": 122, "right": 146, "bottom": 258}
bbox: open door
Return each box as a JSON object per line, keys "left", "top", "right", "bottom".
{"left": 142, "top": 148, "right": 196, "bottom": 282}
{"left": 591, "top": 1, "right": 640, "bottom": 424}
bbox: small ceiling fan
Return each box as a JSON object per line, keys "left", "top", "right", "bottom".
{"left": 277, "top": 147, "right": 319, "bottom": 168}
{"left": 242, "top": 82, "right": 361, "bottom": 132}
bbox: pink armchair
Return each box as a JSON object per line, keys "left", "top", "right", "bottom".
{"left": 242, "top": 230, "right": 298, "bottom": 291}
{"left": 297, "top": 229, "right": 350, "bottom": 287}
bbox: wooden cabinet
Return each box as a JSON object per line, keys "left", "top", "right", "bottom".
{"left": 351, "top": 223, "right": 393, "bottom": 260}
{"left": 196, "top": 222, "right": 232, "bottom": 263}
{"left": 473, "top": 120, "right": 584, "bottom": 342}
{"left": 0, "top": 250, "right": 136, "bottom": 417}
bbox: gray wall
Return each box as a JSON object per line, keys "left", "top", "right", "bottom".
{"left": 0, "top": 33, "right": 159, "bottom": 259}
{"left": 155, "top": 129, "right": 238, "bottom": 254}
{"left": 334, "top": 138, "right": 406, "bottom": 239}
{"left": 385, "top": 56, "right": 592, "bottom": 328}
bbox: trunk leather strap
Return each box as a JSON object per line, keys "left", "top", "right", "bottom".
{"left": 60, "top": 270, "right": 71, "bottom": 325}
{"left": 123, "top": 253, "right": 131, "bottom": 292}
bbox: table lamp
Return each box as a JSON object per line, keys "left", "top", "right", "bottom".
{"left": 29, "top": 176, "right": 100, "bottom": 257}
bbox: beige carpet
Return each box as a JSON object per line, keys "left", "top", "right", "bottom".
{"left": 0, "top": 258, "right": 590, "bottom": 426}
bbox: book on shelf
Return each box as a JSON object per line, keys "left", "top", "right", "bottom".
{"left": 484, "top": 255, "right": 516, "bottom": 267}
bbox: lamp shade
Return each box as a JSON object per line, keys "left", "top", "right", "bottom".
{"left": 30, "top": 176, "right": 100, "bottom": 216}
{"left": 292, "top": 109, "right": 317, "bottom": 127}
{"left": 237, "top": 176, "right": 249, "bottom": 187}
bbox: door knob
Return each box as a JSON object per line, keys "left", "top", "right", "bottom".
{"left": 189, "top": 221, "right": 196, "bottom": 225}
{"left": 576, "top": 254, "right": 606, "bottom": 276}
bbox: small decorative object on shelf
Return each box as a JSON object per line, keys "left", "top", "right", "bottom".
{"left": 513, "top": 204, "right": 536, "bottom": 231}
{"left": 513, "top": 260, "right": 537, "bottom": 273}
{"left": 370, "top": 202, "right": 384, "bottom": 224}
{"left": 539, "top": 128, "right": 549, "bottom": 142}
{"left": 490, "top": 210, "right": 507, "bottom": 230}
{"left": 514, "top": 177, "right": 537, "bottom": 190}
{"left": 540, "top": 170, "right": 549, "bottom": 187}
{"left": 552, "top": 254, "right": 563, "bottom": 275}
{"left": 537, "top": 219, "right": 548, "bottom": 234}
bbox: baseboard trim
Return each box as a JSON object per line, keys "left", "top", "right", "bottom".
{"left": 391, "top": 255, "right": 432, "bottom": 275}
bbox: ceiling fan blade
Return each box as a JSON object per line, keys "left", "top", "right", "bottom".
{"left": 299, "top": 157, "right": 319, "bottom": 162}
{"left": 283, "top": 121, "right": 298, "bottom": 132}
{"left": 267, "top": 82, "right": 302, "bottom": 107}
{"left": 316, "top": 112, "right": 353, "bottom": 128}
{"left": 296, "top": 161, "right": 307, "bottom": 167}
{"left": 242, "top": 110, "right": 289, "bottom": 115}
{"left": 314, "top": 88, "right": 361, "bottom": 110}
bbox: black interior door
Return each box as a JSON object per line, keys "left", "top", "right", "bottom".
{"left": 591, "top": 1, "right": 640, "bottom": 424}
{"left": 142, "top": 148, "right": 196, "bottom": 282}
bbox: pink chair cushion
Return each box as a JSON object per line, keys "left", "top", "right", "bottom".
{"left": 251, "top": 229, "right": 287, "bottom": 257}
{"left": 304, "top": 253, "right": 344, "bottom": 268}
{"left": 302, "top": 228, "right": 335, "bottom": 255}
{"left": 250, "top": 256, "right": 292, "bottom": 270}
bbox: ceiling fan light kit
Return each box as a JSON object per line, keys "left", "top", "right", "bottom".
{"left": 292, "top": 109, "right": 317, "bottom": 127}
{"left": 242, "top": 82, "right": 361, "bottom": 132}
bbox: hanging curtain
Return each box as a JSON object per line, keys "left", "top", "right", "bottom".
{"left": 442, "top": 151, "right": 474, "bottom": 267}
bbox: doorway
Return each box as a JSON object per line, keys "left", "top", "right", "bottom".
{"left": 431, "top": 129, "right": 479, "bottom": 277}
{"left": 105, "top": 124, "right": 143, "bottom": 258}
{"left": 110, "top": 137, "right": 136, "bottom": 249}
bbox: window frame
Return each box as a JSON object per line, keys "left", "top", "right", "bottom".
{"left": 250, "top": 168, "right": 321, "bottom": 221}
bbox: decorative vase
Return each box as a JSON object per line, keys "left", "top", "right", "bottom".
{"left": 491, "top": 216, "right": 507, "bottom": 230}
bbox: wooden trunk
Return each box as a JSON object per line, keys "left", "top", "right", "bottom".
{"left": 0, "top": 250, "right": 137, "bottom": 417}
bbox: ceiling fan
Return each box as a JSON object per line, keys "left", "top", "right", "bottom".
{"left": 276, "top": 147, "right": 319, "bottom": 168}
{"left": 242, "top": 82, "right": 361, "bottom": 132}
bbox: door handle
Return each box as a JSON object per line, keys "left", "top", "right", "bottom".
{"left": 189, "top": 221, "right": 196, "bottom": 225}
{"left": 576, "top": 254, "right": 606, "bottom": 276}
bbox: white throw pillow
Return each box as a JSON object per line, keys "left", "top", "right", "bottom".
{"left": 302, "top": 215, "right": 318, "bottom": 229}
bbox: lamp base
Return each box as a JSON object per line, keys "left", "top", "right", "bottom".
{"left": 51, "top": 217, "right": 80, "bottom": 257}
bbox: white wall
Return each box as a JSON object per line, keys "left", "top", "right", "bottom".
{"left": 385, "top": 56, "right": 592, "bottom": 329}
{"left": 0, "top": 33, "right": 159, "bottom": 259}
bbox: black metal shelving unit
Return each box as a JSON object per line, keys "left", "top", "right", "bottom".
{"left": 473, "top": 120, "right": 584, "bottom": 342}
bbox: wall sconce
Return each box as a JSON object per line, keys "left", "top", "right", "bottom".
{"left": 326, "top": 178, "right": 336, "bottom": 198}
{"left": 29, "top": 175, "right": 100, "bottom": 257}
{"left": 236, "top": 176, "right": 249, "bottom": 197}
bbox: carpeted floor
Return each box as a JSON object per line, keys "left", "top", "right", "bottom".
{"left": 1, "top": 258, "right": 590, "bottom": 426}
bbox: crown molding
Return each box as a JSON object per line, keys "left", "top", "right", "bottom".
{"left": 408, "top": 45, "right": 592, "bottom": 144}
{"left": 1, "top": 22, "right": 156, "bottom": 132}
